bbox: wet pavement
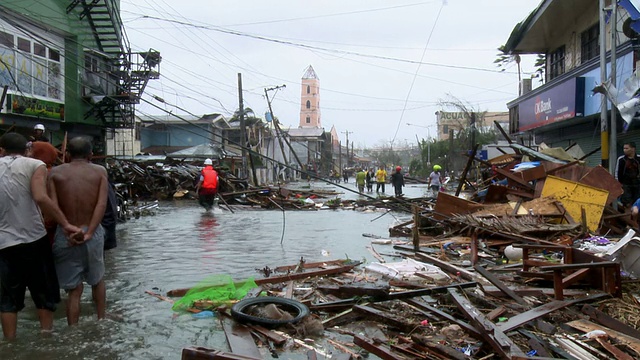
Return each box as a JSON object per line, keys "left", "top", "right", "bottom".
{"left": 2, "top": 182, "right": 432, "bottom": 359}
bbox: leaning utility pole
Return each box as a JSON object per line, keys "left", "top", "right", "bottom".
{"left": 264, "top": 86, "right": 291, "bottom": 179}
{"left": 238, "top": 73, "right": 247, "bottom": 179}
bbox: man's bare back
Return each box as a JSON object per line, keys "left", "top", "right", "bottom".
{"left": 50, "top": 162, "right": 107, "bottom": 227}
{"left": 48, "top": 138, "right": 107, "bottom": 242}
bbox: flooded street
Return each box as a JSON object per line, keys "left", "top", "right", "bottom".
{"left": 2, "top": 182, "right": 431, "bottom": 359}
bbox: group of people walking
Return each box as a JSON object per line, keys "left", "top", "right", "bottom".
{"left": 0, "top": 132, "right": 110, "bottom": 339}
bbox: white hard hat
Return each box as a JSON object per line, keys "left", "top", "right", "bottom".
{"left": 204, "top": 158, "right": 213, "bottom": 165}
{"left": 34, "top": 124, "right": 45, "bottom": 131}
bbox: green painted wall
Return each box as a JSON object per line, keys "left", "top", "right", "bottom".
{"left": 1, "top": 1, "right": 121, "bottom": 127}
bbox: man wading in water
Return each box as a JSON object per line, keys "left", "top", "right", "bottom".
{"left": 48, "top": 137, "right": 108, "bottom": 325}
{"left": 195, "top": 158, "right": 219, "bottom": 211}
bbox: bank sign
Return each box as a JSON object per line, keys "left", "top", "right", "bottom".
{"left": 518, "top": 77, "right": 585, "bottom": 131}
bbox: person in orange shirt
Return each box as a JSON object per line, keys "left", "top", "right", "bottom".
{"left": 195, "top": 158, "right": 219, "bottom": 211}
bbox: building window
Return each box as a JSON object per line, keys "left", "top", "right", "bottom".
{"left": 549, "top": 45, "right": 565, "bottom": 80}
{"left": 49, "top": 49, "right": 60, "bottom": 62}
{"left": 306, "top": 116, "right": 310, "bottom": 124}
{"left": 443, "top": 125, "right": 448, "bottom": 134}
{"left": 17, "top": 37, "right": 30, "bottom": 52}
{"left": 0, "top": 31, "right": 13, "bottom": 47}
{"left": 581, "top": 23, "right": 599, "bottom": 64}
{"left": 34, "top": 43, "right": 46, "bottom": 57}
{"left": 306, "top": 85, "right": 310, "bottom": 94}
{"left": 306, "top": 100, "right": 311, "bottom": 109}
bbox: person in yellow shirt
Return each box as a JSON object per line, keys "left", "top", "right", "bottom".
{"left": 375, "top": 165, "right": 387, "bottom": 193}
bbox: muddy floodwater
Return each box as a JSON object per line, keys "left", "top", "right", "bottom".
{"left": 1, "top": 182, "right": 432, "bottom": 359}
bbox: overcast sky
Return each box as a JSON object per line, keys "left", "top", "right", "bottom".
{"left": 121, "top": 0, "right": 542, "bottom": 148}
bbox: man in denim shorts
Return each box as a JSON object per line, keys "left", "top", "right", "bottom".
{"left": 0, "top": 133, "right": 81, "bottom": 339}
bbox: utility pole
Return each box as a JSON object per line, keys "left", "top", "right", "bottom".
{"left": 599, "top": 0, "right": 609, "bottom": 169}
{"left": 342, "top": 130, "right": 352, "bottom": 167}
{"left": 609, "top": 2, "right": 618, "bottom": 174}
{"left": 469, "top": 112, "right": 476, "bottom": 152}
{"left": 238, "top": 73, "right": 247, "bottom": 179}
{"left": 264, "top": 85, "right": 290, "bottom": 180}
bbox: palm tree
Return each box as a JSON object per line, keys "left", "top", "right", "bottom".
{"left": 495, "top": 45, "right": 522, "bottom": 95}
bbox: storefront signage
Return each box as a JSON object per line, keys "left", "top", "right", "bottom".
{"left": 518, "top": 78, "right": 584, "bottom": 131}
{"left": 8, "top": 94, "right": 64, "bottom": 120}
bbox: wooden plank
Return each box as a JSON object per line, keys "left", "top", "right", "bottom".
{"left": 403, "top": 299, "right": 482, "bottom": 339}
{"left": 246, "top": 324, "right": 287, "bottom": 346}
{"left": 220, "top": 316, "right": 262, "bottom": 359}
{"left": 474, "top": 265, "right": 529, "bottom": 307}
{"left": 486, "top": 305, "right": 507, "bottom": 321}
{"left": 579, "top": 165, "right": 623, "bottom": 206}
{"left": 448, "top": 288, "right": 527, "bottom": 359}
{"left": 432, "top": 191, "right": 484, "bottom": 220}
{"left": 167, "top": 264, "right": 357, "bottom": 297}
{"left": 496, "top": 294, "right": 608, "bottom": 332}
{"left": 581, "top": 304, "right": 640, "bottom": 340}
{"left": 595, "top": 337, "right": 635, "bottom": 360}
{"left": 353, "top": 305, "right": 414, "bottom": 333}
{"left": 566, "top": 319, "right": 640, "bottom": 356}
{"left": 181, "top": 347, "right": 262, "bottom": 360}
{"left": 353, "top": 335, "right": 406, "bottom": 360}
{"left": 411, "top": 334, "right": 471, "bottom": 360}
{"left": 413, "top": 252, "right": 478, "bottom": 281}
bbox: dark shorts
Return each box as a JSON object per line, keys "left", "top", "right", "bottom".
{"left": 199, "top": 189, "right": 217, "bottom": 209}
{"left": 0, "top": 236, "right": 60, "bottom": 313}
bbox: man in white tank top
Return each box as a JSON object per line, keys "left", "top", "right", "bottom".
{"left": 0, "top": 133, "right": 81, "bottom": 340}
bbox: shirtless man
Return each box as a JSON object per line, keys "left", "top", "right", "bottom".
{"left": 48, "top": 137, "right": 108, "bottom": 325}
{"left": 0, "top": 133, "right": 82, "bottom": 339}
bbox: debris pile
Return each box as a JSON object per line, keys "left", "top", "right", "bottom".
{"left": 149, "top": 143, "right": 640, "bottom": 359}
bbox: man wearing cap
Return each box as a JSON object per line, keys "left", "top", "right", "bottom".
{"left": 428, "top": 165, "right": 443, "bottom": 193}
{"left": 195, "top": 158, "right": 218, "bottom": 211}
{"left": 30, "top": 124, "right": 49, "bottom": 143}
{"left": 391, "top": 166, "right": 405, "bottom": 197}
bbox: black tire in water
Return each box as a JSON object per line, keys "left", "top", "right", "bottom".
{"left": 231, "top": 296, "right": 309, "bottom": 326}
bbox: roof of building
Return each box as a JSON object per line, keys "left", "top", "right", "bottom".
{"left": 286, "top": 127, "right": 325, "bottom": 138}
{"left": 137, "top": 113, "right": 224, "bottom": 125}
{"left": 302, "top": 65, "right": 319, "bottom": 80}
{"left": 502, "top": 0, "right": 592, "bottom": 54}
{"left": 167, "top": 143, "right": 239, "bottom": 159}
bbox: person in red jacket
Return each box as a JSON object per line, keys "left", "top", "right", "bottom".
{"left": 195, "top": 158, "right": 218, "bottom": 211}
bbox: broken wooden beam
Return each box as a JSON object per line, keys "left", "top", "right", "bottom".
{"left": 448, "top": 288, "right": 527, "bottom": 359}
{"left": 474, "top": 264, "right": 529, "bottom": 307}
{"left": 411, "top": 334, "right": 471, "bottom": 360}
{"left": 566, "top": 319, "right": 640, "bottom": 357}
{"left": 496, "top": 293, "right": 609, "bottom": 332}
{"left": 181, "top": 347, "right": 262, "bottom": 360}
{"left": 220, "top": 316, "right": 262, "bottom": 359}
{"left": 353, "top": 335, "right": 406, "bottom": 360}
{"left": 581, "top": 304, "right": 640, "bottom": 340}
{"left": 403, "top": 299, "right": 482, "bottom": 339}
{"left": 167, "top": 264, "right": 358, "bottom": 297}
{"left": 352, "top": 304, "right": 415, "bottom": 333}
